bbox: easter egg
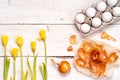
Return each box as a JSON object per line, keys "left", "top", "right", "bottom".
{"left": 96, "top": 1, "right": 107, "bottom": 11}
{"left": 92, "top": 17, "right": 102, "bottom": 28}
{"left": 86, "top": 7, "right": 96, "bottom": 17}
{"left": 113, "top": 7, "right": 120, "bottom": 17}
{"left": 102, "top": 12, "right": 113, "bottom": 22}
{"left": 107, "top": 0, "right": 118, "bottom": 6}
{"left": 75, "top": 13, "right": 85, "bottom": 23}
{"left": 80, "top": 24, "right": 91, "bottom": 33}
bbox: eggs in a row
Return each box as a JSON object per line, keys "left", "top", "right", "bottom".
{"left": 75, "top": 0, "right": 120, "bottom": 34}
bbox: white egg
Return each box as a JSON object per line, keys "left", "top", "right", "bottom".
{"left": 80, "top": 24, "right": 91, "bottom": 33}
{"left": 75, "top": 13, "right": 85, "bottom": 23}
{"left": 113, "top": 7, "right": 120, "bottom": 17}
{"left": 102, "top": 12, "right": 113, "bottom": 22}
{"left": 96, "top": 1, "right": 107, "bottom": 11}
{"left": 92, "top": 17, "right": 102, "bottom": 28}
{"left": 107, "top": 0, "right": 118, "bottom": 6}
{"left": 86, "top": 7, "right": 96, "bottom": 17}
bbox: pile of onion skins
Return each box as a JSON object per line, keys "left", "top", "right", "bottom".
{"left": 75, "top": 40, "right": 119, "bottom": 77}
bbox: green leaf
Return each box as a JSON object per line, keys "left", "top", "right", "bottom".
{"left": 6, "top": 58, "right": 10, "bottom": 80}
{"left": 42, "top": 62, "right": 47, "bottom": 80}
{"left": 39, "top": 64, "right": 44, "bottom": 79}
{"left": 23, "top": 71, "right": 28, "bottom": 80}
{"left": 27, "top": 56, "right": 33, "bottom": 79}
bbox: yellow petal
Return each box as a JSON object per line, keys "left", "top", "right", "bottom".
{"left": 16, "top": 36, "right": 23, "bottom": 48}
{"left": 31, "top": 41, "right": 36, "bottom": 53}
{"left": 11, "top": 48, "right": 18, "bottom": 60}
{"left": 1, "top": 36, "right": 8, "bottom": 47}
{"left": 39, "top": 30, "right": 46, "bottom": 41}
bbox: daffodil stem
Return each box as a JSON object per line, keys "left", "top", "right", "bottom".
{"left": 20, "top": 47, "right": 23, "bottom": 80}
{"left": 44, "top": 40, "right": 47, "bottom": 80}
{"left": 33, "top": 52, "right": 36, "bottom": 80}
{"left": 14, "top": 61, "right": 16, "bottom": 80}
{"left": 44, "top": 41, "right": 47, "bottom": 65}
{"left": 4, "top": 46, "right": 7, "bottom": 80}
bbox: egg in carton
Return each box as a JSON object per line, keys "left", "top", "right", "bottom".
{"left": 75, "top": 0, "right": 120, "bottom": 36}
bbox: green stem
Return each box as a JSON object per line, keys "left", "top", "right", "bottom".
{"left": 44, "top": 40, "right": 47, "bottom": 80}
{"left": 4, "top": 46, "right": 7, "bottom": 80}
{"left": 33, "top": 52, "right": 36, "bottom": 80}
{"left": 14, "top": 61, "right": 16, "bottom": 80}
{"left": 44, "top": 41, "right": 47, "bottom": 65}
{"left": 20, "top": 47, "right": 23, "bottom": 80}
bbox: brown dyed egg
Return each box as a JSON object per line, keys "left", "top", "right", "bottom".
{"left": 58, "top": 61, "right": 71, "bottom": 73}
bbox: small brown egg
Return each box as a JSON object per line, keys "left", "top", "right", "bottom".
{"left": 58, "top": 61, "right": 71, "bottom": 73}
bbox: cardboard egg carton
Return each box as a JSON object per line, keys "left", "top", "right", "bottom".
{"left": 75, "top": 0, "right": 120, "bottom": 36}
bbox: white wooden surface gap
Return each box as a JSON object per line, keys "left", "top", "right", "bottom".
{"left": 0, "top": 25, "right": 120, "bottom": 57}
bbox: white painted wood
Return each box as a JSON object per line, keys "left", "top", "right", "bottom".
{"left": 0, "top": 25, "right": 120, "bottom": 57}
{"left": 0, "top": 57, "right": 120, "bottom": 80}
{"left": 0, "top": 0, "right": 120, "bottom": 80}
{"left": 0, "top": 0, "right": 104, "bottom": 24}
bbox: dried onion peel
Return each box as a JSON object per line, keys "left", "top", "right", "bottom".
{"left": 74, "top": 40, "right": 119, "bottom": 78}
{"left": 101, "top": 31, "right": 116, "bottom": 41}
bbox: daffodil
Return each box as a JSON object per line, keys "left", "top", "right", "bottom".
{"left": 1, "top": 35, "right": 10, "bottom": 80}
{"left": 38, "top": 30, "right": 48, "bottom": 80}
{"left": 38, "top": 30, "right": 46, "bottom": 41}
{"left": 11, "top": 48, "right": 18, "bottom": 80}
{"left": 31, "top": 41, "right": 36, "bottom": 53}
{"left": 11, "top": 48, "right": 18, "bottom": 60}
{"left": 16, "top": 36, "right": 28, "bottom": 80}
{"left": 1, "top": 36, "right": 8, "bottom": 48}
{"left": 16, "top": 36, "right": 23, "bottom": 48}
{"left": 27, "top": 41, "right": 37, "bottom": 80}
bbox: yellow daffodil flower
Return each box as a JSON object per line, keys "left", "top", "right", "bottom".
{"left": 16, "top": 36, "right": 28, "bottom": 80}
{"left": 11, "top": 48, "right": 18, "bottom": 80}
{"left": 39, "top": 29, "right": 48, "bottom": 80}
{"left": 1, "top": 35, "right": 10, "bottom": 80}
{"left": 27, "top": 41, "right": 37, "bottom": 80}
{"left": 1, "top": 36, "right": 8, "bottom": 47}
{"left": 31, "top": 41, "right": 36, "bottom": 53}
{"left": 16, "top": 36, "right": 23, "bottom": 48}
{"left": 39, "top": 30, "right": 46, "bottom": 41}
{"left": 11, "top": 48, "right": 18, "bottom": 60}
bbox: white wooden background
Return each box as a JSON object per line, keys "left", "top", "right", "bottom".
{"left": 0, "top": 0, "right": 120, "bottom": 80}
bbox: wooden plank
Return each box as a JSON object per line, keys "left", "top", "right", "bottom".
{"left": 0, "top": 57, "right": 120, "bottom": 80}
{"left": 0, "top": 25, "right": 120, "bottom": 57}
{"left": 0, "top": 0, "right": 103, "bottom": 24}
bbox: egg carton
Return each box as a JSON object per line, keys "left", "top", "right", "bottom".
{"left": 75, "top": 0, "right": 120, "bottom": 36}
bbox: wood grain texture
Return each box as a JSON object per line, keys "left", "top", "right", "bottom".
{"left": 0, "top": 0, "right": 105, "bottom": 24}
{"left": 0, "top": 0, "right": 120, "bottom": 80}
{"left": 0, "top": 25, "right": 120, "bottom": 57}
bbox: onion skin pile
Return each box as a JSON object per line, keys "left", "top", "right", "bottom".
{"left": 75, "top": 40, "right": 119, "bottom": 77}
